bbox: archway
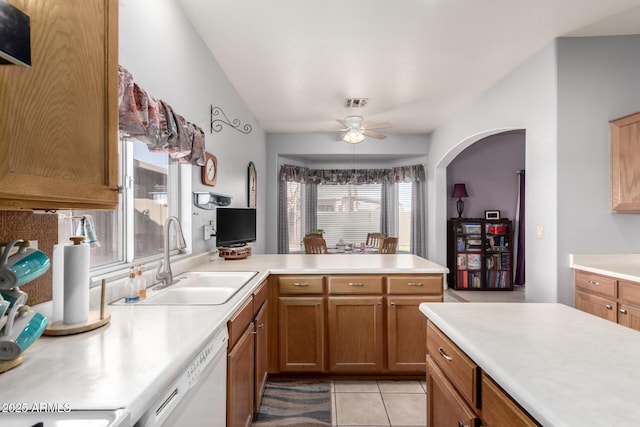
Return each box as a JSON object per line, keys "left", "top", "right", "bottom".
{"left": 428, "top": 128, "right": 524, "bottom": 276}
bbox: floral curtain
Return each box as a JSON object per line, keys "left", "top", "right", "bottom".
{"left": 118, "top": 66, "right": 205, "bottom": 166}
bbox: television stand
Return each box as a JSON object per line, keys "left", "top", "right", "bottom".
{"left": 218, "top": 245, "right": 251, "bottom": 260}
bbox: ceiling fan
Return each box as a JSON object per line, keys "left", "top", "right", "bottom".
{"left": 334, "top": 115, "right": 392, "bottom": 144}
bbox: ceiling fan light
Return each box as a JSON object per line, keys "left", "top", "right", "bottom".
{"left": 343, "top": 130, "right": 365, "bottom": 144}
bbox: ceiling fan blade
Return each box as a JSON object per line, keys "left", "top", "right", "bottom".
{"left": 363, "top": 121, "right": 392, "bottom": 130}
{"left": 363, "top": 130, "right": 387, "bottom": 140}
{"left": 336, "top": 119, "right": 349, "bottom": 128}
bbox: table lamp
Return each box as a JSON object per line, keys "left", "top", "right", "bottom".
{"left": 452, "top": 183, "right": 469, "bottom": 218}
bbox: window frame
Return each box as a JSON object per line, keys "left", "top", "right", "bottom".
{"left": 60, "top": 137, "right": 190, "bottom": 280}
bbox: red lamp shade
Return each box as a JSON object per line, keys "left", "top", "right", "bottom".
{"left": 451, "top": 183, "right": 469, "bottom": 198}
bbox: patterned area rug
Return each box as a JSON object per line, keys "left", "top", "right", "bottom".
{"left": 252, "top": 380, "right": 332, "bottom": 426}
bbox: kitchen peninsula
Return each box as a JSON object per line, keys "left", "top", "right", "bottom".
{"left": 421, "top": 302, "right": 640, "bottom": 426}
{"left": 0, "top": 254, "right": 447, "bottom": 425}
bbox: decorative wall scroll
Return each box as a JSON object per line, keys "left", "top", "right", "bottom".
{"left": 210, "top": 105, "right": 252, "bottom": 135}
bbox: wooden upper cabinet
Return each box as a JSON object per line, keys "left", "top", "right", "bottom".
{"left": 0, "top": 0, "right": 118, "bottom": 210}
{"left": 610, "top": 112, "right": 640, "bottom": 213}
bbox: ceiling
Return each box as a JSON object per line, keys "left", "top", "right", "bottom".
{"left": 177, "top": 0, "right": 640, "bottom": 136}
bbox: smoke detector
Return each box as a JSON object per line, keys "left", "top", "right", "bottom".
{"left": 344, "top": 98, "right": 368, "bottom": 108}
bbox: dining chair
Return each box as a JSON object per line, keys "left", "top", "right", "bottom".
{"left": 379, "top": 237, "right": 398, "bottom": 254}
{"left": 304, "top": 232, "right": 323, "bottom": 238}
{"left": 303, "top": 236, "right": 328, "bottom": 254}
{"left": 366, "top": 232, "right": 386, "bottom": 248}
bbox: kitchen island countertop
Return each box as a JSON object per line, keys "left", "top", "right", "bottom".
{"left": 0, "top": 253, "right": 447, "bottom": 424}
{"left": 421, "top": 302, "right": 640, "bottom": 427}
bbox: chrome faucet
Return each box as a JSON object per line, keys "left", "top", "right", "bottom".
{"left": 155, "top": 216, "right": 187, "bottom": 288}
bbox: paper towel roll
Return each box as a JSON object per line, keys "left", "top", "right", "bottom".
{"left": 63, "top": 239, "right": 90, "bottom": 325}
{"left": 52, "top": 244, "right": 64, "bottom": 323}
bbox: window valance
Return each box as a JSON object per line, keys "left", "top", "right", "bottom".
{"left": 118, "top": 66, "right": 205, "bottom": 166}
{"left": 279, "top": 164, "right": 425, "bottom": 184}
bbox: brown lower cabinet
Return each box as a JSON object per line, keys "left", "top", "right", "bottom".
{"left": 227, "top": 281, "right": 269, "bottom": 427}
{"left": 574, "top": 269, "right": 640, "bottom": 331}
{"left": 227, "top": 273, "right": 446, "bottom": 425}
{"left": 327, "top": 296, "right": 384, "bottom": 372}
{"left": 426, "top": 355, "right": 479, "bottom": 427}
{"left": 227, "top": 322, "right": 254, "bottom": 427}
{"left": 275, "top": 273, "right": 443, "bottom": 375}
{"left": 388, "top": 296, "right": 436, "bottom": 372}
{"left": 278, "top": 296, "right": 325, "bottom": 372}
{"left": 425, "top": 320, "right": 539, "bottom": 427}
{"left": 253, "top": 301, "right": 268, "bottom": 413}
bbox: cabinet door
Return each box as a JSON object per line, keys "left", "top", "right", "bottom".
{"left": 227, "top": 323, "right": 255, "bottom": 427}
{"left": 610, "top": 112, "right": 640, "bottom": 212}
{"left": 618, "top": 278, "right": 640, "bottom": 330}
{"left": 388, "top": 296, "right": 437, "bottom": 373}
{"left": 278, "top": 297, "right": 324, "bottom": 372}
{"left": 618, "top": 304, "right": 640, "bottom": 331}
{"left": 328, "top": 296, "right": 384, "bottom": 373}
{"left": 481, "top": 372, "right": 539, "bottom": 427}
{"left": 254, "top": 301, "right": 269, "bottom": 413}
{"left": 575, "top": 291, "right": 617, "bottom": 323}
{"left": 0, "top": 0, "right": 118, "bottom": 210}
{"left": 426, "top": 355, "right": 479, "bottom": 427}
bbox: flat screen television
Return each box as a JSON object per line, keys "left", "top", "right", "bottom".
{"left": 216, "top": 208, "right": 256, "bottom": 247}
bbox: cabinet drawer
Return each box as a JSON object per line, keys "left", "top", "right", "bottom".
{"left": 228, "top": 297, "right": 254, "bottom": 349}
{"left": 387, "top": 275, "right": 443, "bottom": 296}
{"left": 426, "top": 320, "right": 479, "bottom": 408}
{"left": 618, "top": 280, "right": 640, "bottom": 307}
{"left": 253, "top": 280, "right": 268, "bottom": 314}
{"left": 481, "top": 372, "right": 539, "bottom": 427}
{"left": 574, "top": 270, "right": 616, "bottom": 298}
{"left": 328, "top": 275, "right": 383, "bottom": 294}
{"left": 278, "top": 276, "right": 324, "bottom": 294}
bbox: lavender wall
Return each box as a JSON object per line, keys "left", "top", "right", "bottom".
{"left": 446, "top": 130, "right": 525, "bottom": 221}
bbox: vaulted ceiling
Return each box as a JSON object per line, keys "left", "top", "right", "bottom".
{"left": 177, "top": 0, "right": 640, "bottom": 135}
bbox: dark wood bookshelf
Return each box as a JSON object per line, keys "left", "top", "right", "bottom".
{"left": 447, "top": 218, "right": 513, "bottom": 290}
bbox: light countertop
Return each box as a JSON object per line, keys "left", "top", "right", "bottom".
{"left": 570, "top": 253, "right": 640, "bottom": 282}
{"left": 0, "top": 253, "right": 447, "bottom": 424}
{"left": 420, "top": 302, "right": 640, "bottom": 427}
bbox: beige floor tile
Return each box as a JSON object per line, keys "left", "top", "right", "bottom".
{"left": 420, "top": 380, "right": 427, "bottom": 393}
{"left": 377, "top": 380, "right": 424, "bottom": 394}
{"left": 335, "top": 392, "right": 390, "bottom": 426}
{"left": 382, "top": 393, "right": 426, "bottom": 426}
{"left": 334, "top": 380, "right": 380, "bottom": 393}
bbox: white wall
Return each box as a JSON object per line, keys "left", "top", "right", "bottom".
{"left": 119, "top": 0, "right": 267, "bottom": 255}
{"left": 557, "top": 35, "right": 640, "bottom": 305}
{"left": 428, "top": 42, "right": 559, "bottom": 302}
{"left": 265, "top": 133, "right": 429, "bottom": 253}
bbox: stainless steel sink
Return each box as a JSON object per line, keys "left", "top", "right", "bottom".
{"left": 113, "top": 271, "right": 258, "bottom": 305}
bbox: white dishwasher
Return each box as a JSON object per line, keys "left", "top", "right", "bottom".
{"left": 137, "top": 327, "right": 227, "bottom": 427}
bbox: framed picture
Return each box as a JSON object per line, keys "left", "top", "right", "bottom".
{"left": 485, "top": 210, "right": 501, "bottom": 220}
{"left": 248, "top": 161, "right": 257, "bottom": 208}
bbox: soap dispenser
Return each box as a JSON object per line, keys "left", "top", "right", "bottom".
{"left": 124, "top": 266, "right": 139, "bottom": 303}
{"left": 135, "top": 264, "right": 146, "bottom": 300}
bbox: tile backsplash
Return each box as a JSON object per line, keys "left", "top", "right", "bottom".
{"left": 0, "top": 211, "right": 58, "bottom": 305}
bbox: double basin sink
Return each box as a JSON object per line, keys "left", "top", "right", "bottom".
{"left": 114, "top": 271, "right": 258, "bottom": 305}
